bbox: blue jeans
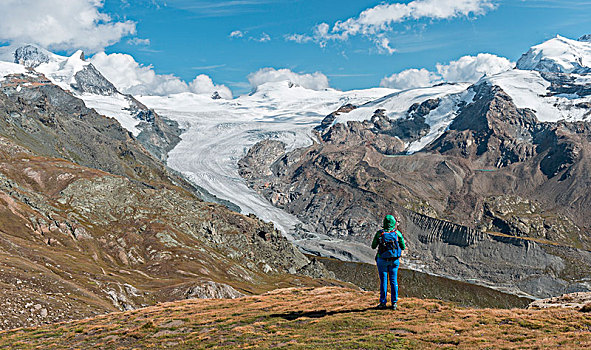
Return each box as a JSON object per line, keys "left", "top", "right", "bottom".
{"left": 376, "top": 257, "right": 400, "bottom": 304}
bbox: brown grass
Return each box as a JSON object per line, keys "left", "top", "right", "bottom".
{"left": 1, "top": 287, "right": 589, "bottom": 349}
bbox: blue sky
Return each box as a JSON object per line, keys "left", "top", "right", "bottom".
{"left": 101, "top": 0, "right": 591, "bottom": 93}
{"left": 2, "top": 0, "right": 591, "bottom": 95}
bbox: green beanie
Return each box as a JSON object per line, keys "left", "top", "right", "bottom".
{"left": 383, "top": 215, "right": 396, "bottom": 231}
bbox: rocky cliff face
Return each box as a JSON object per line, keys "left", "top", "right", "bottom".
{"left": 8, "top": 44, "right": 185, "bottom": 166}
{"left": 0, "top": 75, "right": 335, "bottom": 330}
{"left": 0, "top": 72, "right": 172, "bottom": 185}
{"left": 71, "top": 63, "right": 118, "bottom": 96}
{"left": 238, "top": 80, "right": 591, "bottom": 299}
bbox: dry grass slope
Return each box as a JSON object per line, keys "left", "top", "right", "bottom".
{"left": 1, "top": 287, "right": 589, "bottom": 349}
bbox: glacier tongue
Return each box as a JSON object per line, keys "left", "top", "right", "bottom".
{"left": 138, "top": 85, "right": 396, "bottom": 239}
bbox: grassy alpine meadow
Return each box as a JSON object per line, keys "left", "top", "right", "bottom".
{"left": 0, "top": 287, "right": 590, "bottom": 349}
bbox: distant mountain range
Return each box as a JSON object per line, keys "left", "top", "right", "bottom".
{"left": 0, "top": 34, "right": 590, "bottom": 308}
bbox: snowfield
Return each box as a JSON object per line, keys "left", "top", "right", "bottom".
{"left": 0, "top": 61, "right": 26, "bottom": 79}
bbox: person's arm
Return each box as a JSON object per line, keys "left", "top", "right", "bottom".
{"left": 371, "top": 231, "right": 380, "bottom": 249}
{"left": 397, "top": 230, "right": 406, "bottom": 250}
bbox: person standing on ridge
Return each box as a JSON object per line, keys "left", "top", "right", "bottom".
{"left": 371, "top": 214, "right": 405, "bottom": 310}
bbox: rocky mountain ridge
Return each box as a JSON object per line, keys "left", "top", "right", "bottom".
{"left": 238, "top": 35, "right": 591, "bottom": 298}
{"left": 0, "top": 69, "right": 336, "bottom": 330}
{"left": 3, "top": 45, "right": 183, "bottom": 162}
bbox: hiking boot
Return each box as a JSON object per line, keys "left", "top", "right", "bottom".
{"left": 376, "top": 303, "right": 387, "bottom": 309}
{"left": 390, "top": 303, "right": 397, "bottom": 310}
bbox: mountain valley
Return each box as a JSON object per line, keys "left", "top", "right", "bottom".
{"left": 0, "top": 33, "right": 590, "bottom": 334}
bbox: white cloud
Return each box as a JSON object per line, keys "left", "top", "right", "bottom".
{"left": 288, "top": 0, "right": 496, "bottom": 53}
{"left": 378, "top": 37, "right": 397, "bottom": 54}
{"left": 127, "top": 37, "right": 151, "bottom": 46}
{"left": 90, "top": 52, "right": 187, "bottom": 95}
{"left": 381, "top": 53, "right": 513, "bottom": 89}
{"left": 229, "top": 30, "right": 244, "bottom": 38}
{"left": 0, "top": 0, "right": 136, "bottom": 53}
{"left": 380, "top": 68, "right": 441, "bottom": 90}
{"left": 285, "top": 33, "right": 313, "bottom": 44}
{"left": 230, "top": 30, "right": 271, "bottom": 42}
{"left": 248, "top": 68, "right": 330, "bottom": 91}
{"left": 90, "top": 52, "right": 232, "bottom": 98}
{"left": 189, "top": 74, "right": 233, "bottom": 99}
{"left": 253, "top": 33, "right": 271, "bottom": 42}
{"left": 436, "top": 53, "right": 514, "bottom": 82}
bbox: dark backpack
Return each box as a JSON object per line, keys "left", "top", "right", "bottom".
{"left": 377, "top": 229, "right": 402, "bottom": 259}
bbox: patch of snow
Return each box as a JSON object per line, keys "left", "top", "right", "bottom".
{"left": 333, "top": 83, "right": 470, "bottom": 125}
{"left": 0, "top": 61, "right": 26, "bottom": 79}
{"left": 406, "top": 88, "right": 476, "bottom": 154}
{"left": 81, "top": 93, "right": 142, "bottom": 136}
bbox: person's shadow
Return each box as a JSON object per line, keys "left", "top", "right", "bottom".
{"left": 270, "top": 307, "right": 380, "bottom": 321}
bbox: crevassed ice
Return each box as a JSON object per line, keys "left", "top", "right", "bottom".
{"left": 138, "top": 82, "right": 396, "bottom": 240}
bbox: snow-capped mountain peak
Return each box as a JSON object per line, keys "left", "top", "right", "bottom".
{"left": 13, "top": 44, "right": 59, "bottom": 68}
{"left": 516, "top": 35, "right": 591, "bottom": 74}
{"left": 0, "top": 45, "right": 148, "bottom": 135}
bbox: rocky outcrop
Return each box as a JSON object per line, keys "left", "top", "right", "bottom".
{"left": 315, "top": 98, "right": 438, "bottom": 156}
{"left": 170, "top": 281, "right": 245, "bottom": 300}
{"left": 478, "top": 195, "right": 580, "bottom": 241}
{"left": 528, "top": 292, "right": 591, "bottom": 311}
{"left": 427, "top": 83, "right": 539, "bottom": 167}
{"left": 71, "top": 64, "right": 118, "bottom": 96}
{"left": 13, "top": 45, "right": 52, "bottom": 68}
{"left": 315, "top": 104, "right": 357, "bottom": 131}
{"left": 125, "top": 96, "right": 183, "bottom": 163}
{"left": 540, "top": 72, "right": 591, "bottom": 98}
